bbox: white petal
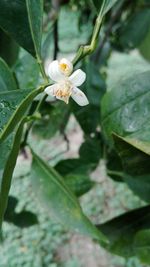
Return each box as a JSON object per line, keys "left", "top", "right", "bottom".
{"left": 47, "top": 60, "right": 64, "bottom": 82}
{"left": 59, "top": 58, "right": 73, "bottom": 76}
{"left": 44, "top": 84, "right": 57, "bottom": 96}
{"left": 69, "top": 69, "right": 86, "bottom": 86}
{"left": 71, "top": 87, "right": 89, "bottom": 106}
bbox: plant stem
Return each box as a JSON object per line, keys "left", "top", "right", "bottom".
{"left": 72, "top": 10, "right": 103, "bottom": 66}
{"left": 37, "top": 57, "right": 49, "bottom": 83}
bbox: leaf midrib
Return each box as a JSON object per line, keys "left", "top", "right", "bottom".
{"left": 33, "top": 154, "right": 81, "bottom": 210}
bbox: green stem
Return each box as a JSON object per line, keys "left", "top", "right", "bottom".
{"left": 37, "top": 56, "right": 49, "bottom": 83}
{"left": 21, "top": 93, "right": 49, "bottom": 148}
{"left": 72, "top": 11, "right": 103, "bottom": 66}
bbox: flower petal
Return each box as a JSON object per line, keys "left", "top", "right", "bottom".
{"left": 69, "top": 69, "right": 86, "bottom": 86}
{"left": 59, "top": 58, "right": 73, "bottom": 76}
{"left": 71, "top": 87, "right": 89, "bottom": 106}
{"left": 47, "top": 60, "right": 64, "bottom": 82}
{"left": 44, "top": 84, "right": 57, "bottom": 96}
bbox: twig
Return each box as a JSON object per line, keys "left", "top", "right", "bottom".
{"left": 93, "top": 0, "right": 125, "bottom": 62}
{"left": 72, "top": 11, "right": 103, "bottom": 66}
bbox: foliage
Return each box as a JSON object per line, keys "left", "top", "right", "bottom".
{"left": 0, "top": 0, "right": 150, "bottom": 265}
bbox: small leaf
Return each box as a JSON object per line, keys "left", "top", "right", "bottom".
{"left": 31, "top": 150, "right": 107, "bottom": 243}
{"left": 0, "top": 58, "right": 17, "bottom": 92}
{"left": 0, "top": 0, "right": 43, "bottom": 57}
{"left": 65, "top": 174, "right": 95, "bottom": 197}
{"left": 55, "top": 159, "right": 91, "bottom": 176}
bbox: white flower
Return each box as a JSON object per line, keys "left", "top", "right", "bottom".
{"left": 45, "top": 58, "right": 89, "bottom": 106}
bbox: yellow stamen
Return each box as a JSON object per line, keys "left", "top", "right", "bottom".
{"left": 59, "top": 63, "right": 68, "bottom": 71}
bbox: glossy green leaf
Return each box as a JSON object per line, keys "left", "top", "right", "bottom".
{"left": 0, "top": 0, "right": 43, "bottom": 57}
{"left": 119, "top": 9, "right": 150, "bottom": 49}
{"left": 101, "top": 70, "right": 150, "bottom": 148}
{"left": 25, "top": 0, "right": 43, "bottom": 57}
{"left": 98, "top": 205, "right": 150, "bottom": 258}
{"left": 0, "top": 118, "right": 25, "bottom": 229}
{"left": 14, "top": 53, "right": 40, "bottom": 89}
{"left": 65, "top": 174, "right": 95, "bottom": 197}
{"left": 0, "top": 58, "right": 17, "bottom": 92}
{"left": 31, "top": 151, "right": 107, "bottom": 243}
{"left": 0, "top": 134, "right": 14, "bottom": 178}
{"left": 0, "top": 87, "right": 42, "bottom": 142}
{"left": 93, "top": 0, "right": 119, "bottom": 15}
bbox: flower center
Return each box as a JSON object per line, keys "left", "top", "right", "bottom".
{"left": 55, "top": 81, "right": 72, "bottom": 103}
{"left": 59, "top": 63, "right": 67, "bottom": 71}
{"left": 59, "top": 62, "right": 72, "bottom": 76}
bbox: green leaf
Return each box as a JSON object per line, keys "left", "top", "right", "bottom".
{"left": 81, "top": 60, "right": 106, "bottom": 107}
{"left": 55, "top": 159, "right": 92, "bottom": 176}
{"left": 33, "top": 101, "right": 70, "bottom": 139}
{"left": 98, "top": 205, "right": 150, "bottom": 258}
{"left": 101, "top": 70, "right": 150, "bottom": 147}
{"left": 65, "top": 174, "right": 95, "bottom": 197}
{"left": 0, "top": 87, "right": 42, "bottom": 142}
{"left": 106, "top": 149, "right": 123, "bottom": 182}
{"left": 93, "top": 0, "right": 119, "bottom": 16}
{"left": 72, "top": 104, "right": 100, "bottom": 134}
{"left": 119, "top": 9, "right": 150, "bottom": 49}
{"left": 0, "top": 134, "right": 14, "bottom": 178}
{"left": 101, "top": 70, "right": 150, "bottom": 201}
{"left": 0, "top": 0, "right": 43, "bottom": 57}
{"left": 79, "top": 135, "right": 101, "bottom": 166}
{"left": 134, "top": 229, "right": 150, "bottom": 264}
{"left": 0, "top": 58, "right": 17, "bottom": 92}
{"left": 0, "top": 118, "right": 25, "bottom": 229}
{"left": 25, "top": 0, "right": 43, "bottom": 57}
{"left": 139, "top": 29, "right": 150, "bottom": 62}
{"left": 113, "top": 134, "right": 150, "bottom": 202}
{"left": 30, "top": 151, "right": 107, "bottom": 243}
{"left": 72, "top": 60, "right": 105, "bottom": 134}
{"left": 14, "top": 53, "right": 40, "bottom": 89}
